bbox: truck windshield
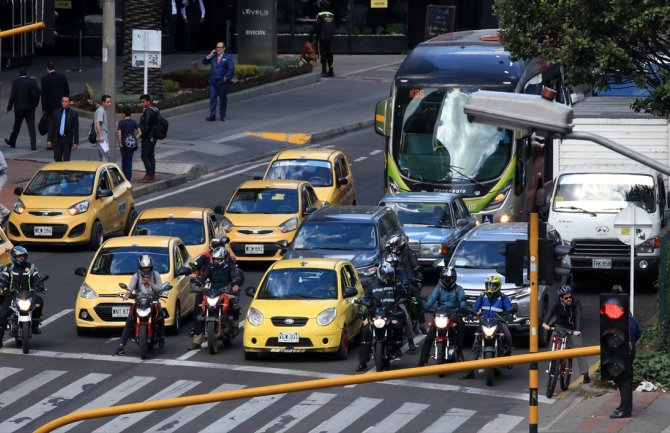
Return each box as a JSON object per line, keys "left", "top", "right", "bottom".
{"left": 552, "top": 173, "right": 656, "bottom": 213}
{"left": 392, "top": 85, "right": 513, "bottom": 183}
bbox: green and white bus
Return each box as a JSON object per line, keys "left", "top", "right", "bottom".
{"left": 375, "top": 30, "right": 569, "bottom": 223}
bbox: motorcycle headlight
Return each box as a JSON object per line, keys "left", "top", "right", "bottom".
{"left": 136, "top": 307, "right": 151, "bottom": 318}
{"left": 316, "top": 308, "right": 336, "bottom": 326}
{"left": 247, "top": 307, "right": 264, "bottom": 326}
{"left": 356, "top": 264, "right": 377, "bottom": 277}
{"left": 17, "top": 298, "right": 31, "bottom": 311}
{"left": 221, "top": 216, "right": 234, "bottom": 233}
{"left": 279, "top": 217, "right": 298, "bottom": 233}
{"left": 206, "top": 296, "right": 219, "bottom": 307}
{"left": 373, "top": 317, "right": 386, "bottom": 329}
{"left": 68, "top": 199, "right": 90, "bottom": 215}
{"left": 79, "top": 283, "right": 98, "bottom": 299}
{"left": 482, "top": 325, "right": 497, "bottom": 338}
{"left": 434, "top": 316, "right": 449, "bottom": 329}
{"left": 13, "top": 199, "right": 25, "bottom": 214}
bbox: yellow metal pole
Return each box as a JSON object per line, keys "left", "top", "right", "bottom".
{"left": 529, "top": 212, "right": 539, "bottom": 433}
{"left": 0, "top": 22, "right": 45, "bottom": 39}
{"left": 35, "top": 346, "right": 600, "bottom": 433}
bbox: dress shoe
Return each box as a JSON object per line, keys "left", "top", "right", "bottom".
{"left": 31, "top": 145, "right": 37, "bottom": 151}
{"left": 188, "top": 343, "right": 201, "bottom": 351}
{"left": 4, "top": 138, "right": 14, "bottom": 148}
{"left": 327, "top": 70, "right": 334, "bottom": 77}
{"left": 145, "top": 175, "right": 156, "bottom": 183}
{"left": 220, "top": 118, "right": 225, "bottom": 121}
{"left": 206, "top": 116, "right": 216, "bottom": 121}
{"left": 609, "top": 410, "right": 631, "bottom": 419}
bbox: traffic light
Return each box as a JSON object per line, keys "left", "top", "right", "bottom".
{"left": 538, "top": 239, "right": 574, "bottom": 285}
{"left": 599, "top": 293, "right": 630, "bottom": 381}
{"left": 496, "top": 239, "right": 528, "bottom": 286}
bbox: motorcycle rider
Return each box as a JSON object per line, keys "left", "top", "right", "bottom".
{"left": 188, "top": 246, "right": 244, "bottom": 350}
{"left": 541, "top": 284, "right": 590, "bottom": 384}
{"left": 386, "top": 234, "right": 425, "bottom": 338}
{"left": 355, "top": 261, "right": 408, "bottom": 372}
{"left": 417, "top": 266, "right": 466, "bottom": 367}
{"left": 0, "top": 246, "right": 46, "bottom": 346}
{"left": 460, "top": 274, "right": 514, "bottom": 379}
{"left": 113, "top": 255, "right": 165, "bottom": 356}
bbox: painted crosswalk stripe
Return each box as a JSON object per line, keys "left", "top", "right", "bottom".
{"left": 308, "top": 396, "right": 383, "bottom": 433}
{"left": 145, "top": 383, "right": 245, "bottom": 433}
{"left": 92, "top": 379, "right": 200, "bottom": 433}
{"left": 362, "top": 402, "right": 429, "bottom": 433}
{"left": 478, "top": 413, "right": 524, "bottom": 432}
{"left": 422, "top": 408, "right": 476, "bottom": 433}
{"left": 0, "top": 372, "right": 110, "bottom": 433}
{"left": 0, "top": 369, "right": 66, "bottom": 410}
{"left": 53, "top": 376, "right": 157, "bottom": 433}
{"left": 0, "top": 367, "right": 21, "bottom": 382}
{"left": 256, "top": 392, "right": 337, "bottom": 433}
{"left": 199, "top": 393, "right": 286, "bottom": 433}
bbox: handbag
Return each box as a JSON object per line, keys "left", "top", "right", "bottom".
{"left": 38, "top": 114, "right": 49, "bottom": 136}
{"left": 88, "top": 122, "right": 97, "bottom": 144}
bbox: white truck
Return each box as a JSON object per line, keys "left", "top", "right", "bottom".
{"left": 547, "top": 163, "right": 668, "bottom": 276}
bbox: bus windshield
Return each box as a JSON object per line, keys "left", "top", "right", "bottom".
{"left": 392, "top": 85, "right": 513, "bottom": 183}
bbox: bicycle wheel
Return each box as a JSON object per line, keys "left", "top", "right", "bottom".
{"left": 560, "top": 359, "right": 572, "bottom": 390}
{"left": 546, "top": 360, "right": 559, "bottom": 398}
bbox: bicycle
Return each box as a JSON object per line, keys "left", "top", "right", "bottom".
{"left": 545, "top": 326, "right": 573, "bottom": 398}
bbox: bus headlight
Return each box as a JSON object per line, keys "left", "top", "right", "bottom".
{"left": 482, "top": 183, "right": 511, "bottom": 212}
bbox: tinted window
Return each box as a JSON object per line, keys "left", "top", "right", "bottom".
{"left": 383, "top": 201, "right": 453, "bottom": 227}
{"left": 109, "top": 166, "right": 125, "bottom": 187}
{"left": 24, "top": 170, "right": 95, "bottom": 196}
{"left": 257, "top": 268, "right": 338, "bottom": 300}
{"left": 91, "top": 246, "right": 170, "bottom": 275}
{"left": 293, "top": 222, "right": 377, "bottom": 250}
{"left": 450, "top": 240, "right": 526, "bottom": 269}
{"left": 132, "top": 218, "right": 205, "bottom": 245}
{"left": 227, "top": 188, "right": 298, "bottom": 214}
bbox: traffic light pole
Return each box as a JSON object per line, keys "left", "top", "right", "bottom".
{"left": 528, "top": 213, "right": 539, "bottom": 433}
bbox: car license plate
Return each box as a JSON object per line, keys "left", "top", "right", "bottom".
{"left": 245, "top": 244, "right": 264, "bottom": 255}
{"left": 33, "top": 226, "right": 52, "bottom": 236}
{"left": 593, "top": 259, "right": 612, "bottom": 269}
{"left": 278, "top": 332, "right": 299, "bottom": 343}
{"left": 112, "top": 306, "right": 130, "bottom": 318}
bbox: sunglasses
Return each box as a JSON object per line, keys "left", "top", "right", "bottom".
{"left": 562, "top": 295, "right": 573, "bottom": 300}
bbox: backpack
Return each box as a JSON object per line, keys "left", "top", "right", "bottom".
{"left": 88, "top": 122, "right": 97, "bottom": 144}
{"left": 150, "top": 107, "right": 169, "bottom": 140}
{"left": 123, "top": 134, "right": 138, "bottom": 149}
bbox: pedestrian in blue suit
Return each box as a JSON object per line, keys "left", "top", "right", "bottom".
{"left": 202, "top": 41, "right": 235, "bottom": 121}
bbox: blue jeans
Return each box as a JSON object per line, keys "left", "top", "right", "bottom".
{"left": 209, "top": 80, "right": 229, "bottom": 119}
{"left": 120, "top": 148, "right": 135, "bottom": 180}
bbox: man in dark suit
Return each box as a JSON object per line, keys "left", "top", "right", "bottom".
{"left": 47, "top": 96, "right": 79, "bottom": 162}
{"left": 41, "top": 62, "right": 70, "bottom": 150}
{"left": 5, "top": 68, "right": 40, "bottom": 151}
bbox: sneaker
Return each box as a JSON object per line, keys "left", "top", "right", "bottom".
{"left": 113, "top": 345, "right": 125, "bottom": 356}
{"left": 459, "top": 371, "right": 475, "bottom": 380}
{"left": 355, "top": 362, "right": 367, "bottom": 372}
{"left": 408, "top": 340, "right": 416, "bottom": 352}
{"left": 583, "top": 373, "right": 591, "bottom": 384}
{"left": 32, "top": 325, "right": 41, "bottom": 334}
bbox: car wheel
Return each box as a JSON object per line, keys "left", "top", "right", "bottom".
{"left": 168, "top": 302, "right": 181, "bottom": 335}
{"left": 124, "top": 208, "right": 138, "bottom": 235}
{"left": 89, "top": 221, "right": 104, "bottom": 250}
{"left": 334, "top": 328, "right": 349, "bottom": 360}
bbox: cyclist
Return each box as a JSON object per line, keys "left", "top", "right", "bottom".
{"left": 541, "top": 284, "right": 590, "bottom": 384}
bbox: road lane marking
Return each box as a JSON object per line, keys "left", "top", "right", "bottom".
{"left": 200, "top": 394, "right": 286, "bottom": 433}
{"left": 0, "top": 369, "right": 66, "bottom": 410}
{"left": 255, "top": 392, "right": 336, "bottom": 433}
{"left": 422, "top": 407, "right": 475, "bottom": 433}
{"left": 2, "top": 308, "right": 73, "bottom": 346}
{"left": 362, "top": 402, "right": 428, "bottom": 433}
{"left": 354, "top": 156, "right": 367, "bottom": 162}
{"left": 308, "top": 396, "right": 382, "bottom": 433}
{"left": 0, "top": 372, "right": 110, "bottom": 433}
{"left": 92, "top": 379, "right": 200, "bottom": 433}
{"left": 478, "top": 413, "right": 524, "bottom": 433}
{"left": 0, "top": 367, "right": 21, "bottom": 381}
{"left": 370, "top": 149, "right": 383, "bottom": 155}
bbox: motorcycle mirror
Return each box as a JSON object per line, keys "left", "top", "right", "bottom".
{"left": 119, "top": 282, "right": 128, "bottom": 290}
{"left": 162, "top": 283, "right": 173, "bottom": 291}
{"left": 176, "top": 266, "right": 192, "bottom": 276}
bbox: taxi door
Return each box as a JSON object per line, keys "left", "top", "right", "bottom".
{"left": 174, "top": 241, "right": 195, "bottom": 314}
{"left": 107, "top": 166, "right": 133, "bottom": 232}
{"left": 334, "top": 155, "right": 356, "bottom": 205}
{"left": 0, "top": 228, "right": 13, "bottom": 266}
{"left": 94, "top": 168, "right": 117, "bottom": 233}
{"left": 340, "top": 263, "right": 363, "bottom": 337}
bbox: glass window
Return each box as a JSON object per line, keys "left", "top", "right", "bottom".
{"left": 91, "top": 246, "right": 170, "bottom": 275}
{"left": 383, "top": 201, "right": 453, "bottom": 227}
{"left": 293, "top": 222, "right": 377, "bottom": 250}
{"left": 307, "top": 187, "right": 319, "bottom": 205}
{"left": 98, "top": 170, "right": 111, "bottom": 192}
{"left": 227, "top": 188, "right": 299, "bottom": 214}
{"left": 265, "top": 160, "right": 333, "bottom": 187}
{"left": 256, "top": 268, "right": 338, "bottom": 300}
{"left": 23, "top": 170, "right": 95, "bottom": 197}
{"left": 450, "top": 240, "right": 527, "bottom": 269}
{"left": 108, "top": 166, "right": 125, "bottom": 188}
{"left": 342, "top": 264, "right": 357, "bottom": 288}
{"left": 131, "top": 218, "right": 206, "bottom": 246}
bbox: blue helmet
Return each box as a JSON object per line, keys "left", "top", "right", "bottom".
{"left": 557, "top": 284, "right": 573, "bottom": 298}
{"left": 11, "top": 246, "right": 28, "bottom": 265}
{"left": 377, "top": 261, "right": 395, "bottom": 284}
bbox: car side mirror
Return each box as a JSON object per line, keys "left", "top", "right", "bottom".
{"left": 336, "top": 176, "right": 349, "bottom": 186}
{"left": 304, "top": 206, "right": 317, "bottom": 216}
{"left": 214, "top": 205, "right": 225, "bottom": 215}
{"left": 245, "top": 286, "right": 256, "bottom": 297}
{"left": 343, "top": 286, "right": 358, "bottom": 298}
{"left": 14, "top": 187, "right": 23, "bottom": 196}
{"left": 252, "top": 175, "right": 262, "bottom": 180}
{"left": 456, "top": 218, "right": 467, "bottom": 227}
{"left": 74, "top": 267, "right": 87, "bottom": 277}
{"left": 97, "top": 188, "right": 113, "bottom": 198}
{"left": 176, "top": 265, "right": 192, "bottom": 276}
{"left": 276, "top": 239, "right": 289, "bottom": 251}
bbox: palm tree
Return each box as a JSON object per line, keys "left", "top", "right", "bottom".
{"left": 122, "top": 0, "right": 163, "bottom": 100}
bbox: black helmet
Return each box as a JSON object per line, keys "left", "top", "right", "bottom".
{"left": 385, "top": 234, "right": 404, "bottom": 254}
{"left": 11, "top": 246, "right": 28, "bottom": 265}
{"left": 383, "top": 252, "right": 399, "bottom": 268}
{"left": 440, "top": 266, "right": 457, "bottom": 289}
{"left": 137, "top": 254, "right": 154, "bottom": 277}
{"left": 377, "top": 261, "right": 395, "bottom": 284}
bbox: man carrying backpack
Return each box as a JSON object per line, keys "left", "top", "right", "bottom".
{"left": 138, "top": 94, "right": 158, "bottom": 183}
{"left": 116, "top": 106, "right": 140, "bottom": 181}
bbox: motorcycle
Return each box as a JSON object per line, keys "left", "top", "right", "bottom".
{"left": 474, "top": 312, "right": 512, "bottom": 386}
{"left": 429, "top": 306, "right": 466, "bottom": 377}
{"left": 356, "top": 298, "right": 405, "bottom": 372}
{"left": 192, "top": 281, "right": 238, "bottom": 354}
{"left": 5, "top": 275, "right": 49, "bottom": 354}
{"left": 118, "top": 282, "right": 173, "bottom": 360}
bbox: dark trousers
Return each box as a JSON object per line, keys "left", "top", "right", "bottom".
{"left": 8, "top": 109, "right": 36, "bottom": 147}
{"left": 53, "top": 136, "right": 73, "bottom": 161}
{"left": 318, "top": 39, "right": 333, "bottom": 73}
{"left": 419, "top": 315, "right": 465, "bottom": 365}
{"left": 615, "top": 350, "right": 635, "bottom": 414}
{"left": 120, "top": 148, "right": 135, "bottom": 180}
{"left": 141, "top": 138, "right": 157, "bottom": 176}
{"left": 184, "top": 20, "right": 200, "bottom": 52}
{"left": 209, "top": 81, "right": 229, "bottom": 120}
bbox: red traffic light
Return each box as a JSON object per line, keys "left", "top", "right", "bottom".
{"left": 600, "top": 303, "right": 625, "bottom": 320}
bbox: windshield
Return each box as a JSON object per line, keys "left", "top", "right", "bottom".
{"left": 256, "top": 268, "right": 338, "bottom": 300}
{"left": 24, "top": 170, "right": 95, "bottom": 196}
{"left": 90, "top": 246, "right": 170, "bottom": 275}
{"left": 451, "top": 240, "right": 526, "bottom": 269}
{"left": 265, "top": 160, "right": 333, "bottom": 187}
{"left": 227, "top": 188, "right": 298, "bottom": 214}
{"left": 293, "top": 222, "right": 377, "bottom": 250}
{"left": 132, "top": 218, "right": 205, "bottom": 245}
{"left": 382, "top": 201, "right": 453, "bottom": 227}
{"left": 392, "top": 85, "right": 513, "bottom": 183}
{"left": 552, "top": 173, "right": 656, "bottom": 213}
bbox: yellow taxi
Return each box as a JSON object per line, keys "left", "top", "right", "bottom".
{"left": 129, "top": 207, "right": 222, "bottom": 260}
{"left": 243, "top": 258, "right": 364, "bottom": 360}
{"left": 0, "top": 228, "right": 13, "bottom": 266}
{"left": 262, "top": 149, "right": 356, "bottom": 206}
{"left": 73, "top": 236, "right": 195, "bottom": 335}
{"left": 215, "top": 179, "right": 325, "bottom": 261}
{"left": 8, "top": 161, "right": 136, "bottom": 250}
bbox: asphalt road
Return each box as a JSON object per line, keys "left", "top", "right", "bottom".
{"left": 0, "top": 128, "right": 657, "bottom": 433}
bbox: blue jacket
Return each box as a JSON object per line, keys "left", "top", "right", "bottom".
{"left": 202, "top": 52, "right": 235, "bottom": 85}
{"left": 424, "top": 282, "right": 466, "bottom": 313}
{"left": 471, "top": 292, "right": 513, "bottom": 320}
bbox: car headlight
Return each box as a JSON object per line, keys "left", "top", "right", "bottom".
{"left": 279, "top": 217, "right": 298, "bottom": 233}
{"left": 316, "top": 308, "right": 336, "bottom": 326}
{"left": 221, "top": 216, "right": 234, "bottom": 233}
{"left": 79, "top": 283, "right": 98, "bottom": 299}
{"left": 482, "top": 182, "right": 511, "bottom": 212}
{"left": 17, "top": 298, "right": 31, "bottom": 311}
{"left": 636, "top": 236, "right": 659, "bottom": 254}
{"left": 13, "top": 199, "right": 25, "bottom": 214}
{"left": 482, "top": 325, "right": 497, "bottom": 337}
{"left": 356, "top": 264, "right": 377, "bottom": 276}
{"left": 206, "top": 296, "right": 219, "bottom": 307}
{"left": 512, "top": 287, "right": 531, "bottom": 299}
{"left": 247, "top": 307, "right": 264, "bottom": 326}
{"left": 68, "top": 199, "right": 90, "bottom": 215}
{"left": 420, "top": 243, "right": 447, "bottom": 256}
